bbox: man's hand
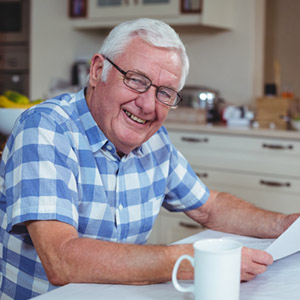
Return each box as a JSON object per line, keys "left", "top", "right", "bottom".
{"left": 241, "top": 247, "right": 273, "bottom": 281}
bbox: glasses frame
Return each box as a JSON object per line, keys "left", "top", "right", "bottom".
{"left": 103, "top": 56, "right": 182, "bottom": 108}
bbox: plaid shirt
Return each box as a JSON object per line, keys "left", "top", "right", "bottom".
{"left": 0, "top": 89, "right": 209, "bottom": 299}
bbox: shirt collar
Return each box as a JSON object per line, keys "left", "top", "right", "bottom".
{"left": 73, "top": 89, "right": 107, "bottom": 153}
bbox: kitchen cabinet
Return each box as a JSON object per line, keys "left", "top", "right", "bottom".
{"left": 147, "top": 208, "right": 204, "bottom": 245}
{"left": 71, "top": 0, "right": 237, "bottom": 29}
{"left": 148, "top": 124, "right": 300, "bottom": 244}
{"left": 168, "top": 128, "right": 300, "bottom": 213}
{"left": 87, "top": 0, "right": 178, "bottom": 19}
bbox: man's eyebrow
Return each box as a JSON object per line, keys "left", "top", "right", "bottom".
{"left": 131, "top": 68, "right": 149, "bottom": 78}
{"left": 131, "top": 68, "right": 178, "bottom": 91}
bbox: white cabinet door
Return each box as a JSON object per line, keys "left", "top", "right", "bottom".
{"left": 168, "top": 129, "right": 300, "bottom": 214}
{"left": 196, "top": 167, "right": 300, "bottom": 214}
{"left": 169, "top": 131, "right": 300, "bottom": 177}
{"left": 148, "top": 128, "right": 300, "bottom": 244}
{"left": 88, "top": 0, "right": 179, "bottom": 19}
{"left": 73, "top": 0, "right": 237, "bottom": 29}
{"left": 147, "top": 209, "right": 204, "bottom": 244}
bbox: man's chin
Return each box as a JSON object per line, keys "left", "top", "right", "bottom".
{"left": 115, "top": 137, "right": 145, "bottom": 154}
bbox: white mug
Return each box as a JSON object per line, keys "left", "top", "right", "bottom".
{"left": 172, "top": 238, "right": 242, "bottom": 300}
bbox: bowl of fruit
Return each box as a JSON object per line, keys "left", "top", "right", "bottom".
{"left": 0, "top": 90, "right": 43, "bottom": 136}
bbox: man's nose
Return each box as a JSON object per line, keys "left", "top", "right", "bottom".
{"left": 135, "top": 87, "right": 157, "bottom": 113}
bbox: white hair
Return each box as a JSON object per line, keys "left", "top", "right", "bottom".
{"left": 97, "top": 18, "right": 189, "bottom": 90}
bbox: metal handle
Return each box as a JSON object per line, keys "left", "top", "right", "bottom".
{"left": 260, "top": 180, "right": 291, "bottom": 187}
{"left": 179, "top": 221, "right": 202, "bottom": 229}
{"left": 181, "top": 136, "right": 209, "bottom": 143}
{"left": 262, "top": 143, "right": 293, "bottom": 150}
{"left": 196, "top": 172, "right": 208, "bottom": 178}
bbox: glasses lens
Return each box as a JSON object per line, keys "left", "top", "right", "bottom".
{"left": 157, "top": 87, "right": 180, "bottom": 106}
{"left": 124, "top": 71, "right": 151, "bottom": 92}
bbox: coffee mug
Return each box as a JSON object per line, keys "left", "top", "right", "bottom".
{"left": 172, "top": 238, "right": 242, "bottom": 300}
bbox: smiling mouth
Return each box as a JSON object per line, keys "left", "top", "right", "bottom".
{"left": 124, "top": 109, "right": 147, "bottom": 124}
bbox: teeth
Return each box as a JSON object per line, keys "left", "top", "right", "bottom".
{"left": 124, "top": 110, "right": 146, "bottom": 124}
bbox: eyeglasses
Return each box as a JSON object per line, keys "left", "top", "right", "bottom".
{"left": 103, "top": 56, "right": 182, "bottom": 107}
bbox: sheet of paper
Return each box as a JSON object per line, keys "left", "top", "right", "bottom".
{"left": 174, "top": 230, "right": 275, "bottom": 249}
{"left": 265, "top": 217, "right": 300, "bottom": 260}
{"left": 175, "top": 219, "right": 300, "bottom": 261}
{"left": 222, "top": 235, "right": 274, "bottom": 250}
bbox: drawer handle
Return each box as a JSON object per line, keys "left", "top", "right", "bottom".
{"left": 181, "top": 137, "right": 209, "bottom": 143}
{"left": 196, "top": 172, "right": 208, "bottom": 178}
{"left": 179, "top": 222, "right": 202, "bottom": 229}
{"left": 262, "top": 143, "right": 293, "bottom": 150}
{"left": 260, "top": 180, "right": 291, "bottom": 187}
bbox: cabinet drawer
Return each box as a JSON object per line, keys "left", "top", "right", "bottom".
{"left": 148, "top": 209, "right": 204, "bottom": 244}
{"left": 196, "top": 168, "right": 300, "bottom": 214}
{"left": 168, "top": 130, "right": 300, "bottom": 177}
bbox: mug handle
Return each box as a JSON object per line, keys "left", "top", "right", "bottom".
{"left": 172, "top": 254, "right": 194, "bottom": 293}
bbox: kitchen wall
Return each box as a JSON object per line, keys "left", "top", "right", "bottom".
{"left": 179, "top": 0, "right": 265, "bottom": 106}
{"left": 30, "top": 0, "right": 265, "bottom": 106}
{"left": 264, "top": 0, "right": 300, "bottom": 99}
{"left": 30, "top": 0, "right": 105, "bottom": 99}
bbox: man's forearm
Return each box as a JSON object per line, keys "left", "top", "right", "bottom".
{"left": 59, "top": 238, "right": 193, "bottom": 285}
{"left": 187, "top": 190, "right": 299, "bottom": 239}
{"left": 27, "top": 220, "right": 194, "bottom": 286}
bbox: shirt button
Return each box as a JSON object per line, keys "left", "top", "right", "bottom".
{"left": 119, "top": 204, "right": 123, "bottom": 210}
{"left": 106, "top": 145, "right": 113, "bottom": 151}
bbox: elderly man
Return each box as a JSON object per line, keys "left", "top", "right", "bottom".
{"left": 0, "top": 18, "right": 299, "bottom": 299}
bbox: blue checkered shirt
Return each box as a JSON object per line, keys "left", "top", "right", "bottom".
{"left": 0, "top": 89, "right": 209, "bottom": 299}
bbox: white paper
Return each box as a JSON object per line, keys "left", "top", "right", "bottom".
{"left": 177, "top": 220, "right": 300, "bottom": 262}
{"left": 265, "top": 217, "right": 300, "bottom": 260}
{"left": 222, "top": 235, "right": 274, "bottom": 251}
{"left": 221, "top": 217, "right": 300, "bottom": 261}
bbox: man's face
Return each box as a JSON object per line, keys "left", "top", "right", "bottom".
{"left": 86, "top": 37, "right": 182, "bottom": 155}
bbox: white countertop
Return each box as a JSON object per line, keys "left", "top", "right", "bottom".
{"left": 165, "top": 121, "right": 300, "bottom": 140}
{"left": 33, "top": 230, "right": 300, "bottom": 300}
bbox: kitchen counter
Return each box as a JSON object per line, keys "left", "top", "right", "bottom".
{"left": 165, "top": 121, "right": 300, "bottom": 141}
{"left": 1, "top": 123, "right": 299, "bottom": 161}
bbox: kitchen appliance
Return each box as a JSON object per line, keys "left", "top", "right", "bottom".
{"left": 180, "top": 85, "right": 222, "bottom": 122}
{"left": 0, "top": 0, "right": 30, "bottom": 95}
{"left": 71, "top": 61, "right": 90, "bottom": 88}
{"left": 0, "top": 45, "right": 29, "bottom": 95}
{"left": 0, "top": 0, "right": 29, "bottom": 43}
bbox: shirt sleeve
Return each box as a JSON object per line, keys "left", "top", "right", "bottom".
{"left": 162, "top": 129, "right": 210, "bottom": 212}
{"left": 4, "top": 108, "right": 80, "bottom": 233}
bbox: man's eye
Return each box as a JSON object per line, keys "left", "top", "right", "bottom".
{"left": 129, "top": 77, "right": 146, "bottom": 86}
{"left": 158, "top": 89, "right": 172, "bottom": 99}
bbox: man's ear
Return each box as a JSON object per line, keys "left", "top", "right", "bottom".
{"left": 89, "top": 54, "right": 105, "bottom": 87}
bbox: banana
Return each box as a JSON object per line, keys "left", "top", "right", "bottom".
{"left": 0, "top": 96, "right": 37, "bottom": 109}
{"left": 31, "top": 98, "right": 44, "bottom": 104}
{"left": 4, "top": 90, "right": 30, "bottom": 104}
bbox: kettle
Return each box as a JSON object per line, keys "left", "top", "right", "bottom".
{"left": 71, "top": 61, "right": 90, "bottom": 88}
{"left": 180, "top": 85, "right": 221, "bottom": 122}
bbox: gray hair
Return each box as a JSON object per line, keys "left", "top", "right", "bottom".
{"left": 98, "top": 18, "right": 189, "bottom": 90}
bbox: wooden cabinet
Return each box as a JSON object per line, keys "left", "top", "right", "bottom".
{"left": 71, "top": 0, "right": 237, "bottom": 29}
{"left": 148, "top": 125, "right": 300, "bottom": 244}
